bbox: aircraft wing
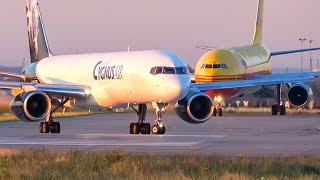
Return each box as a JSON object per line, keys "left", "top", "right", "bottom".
{"left": 0, "top": 81, "right": 91, "bottom": 100}
{"left": 271, "top": 47, "right": 320, "bottom": 56}
{"left": 0, "top": 72, "right": 26, "bottom": 80}
{"left": 191, "top": 76, "right": 314, "bottom": 91}
{"left": 254, "top": 72, "right": 320, "bottom": 79}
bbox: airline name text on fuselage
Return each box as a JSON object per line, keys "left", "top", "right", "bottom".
{"left": 93, "top": 61, "right": 123, "bottom": 80}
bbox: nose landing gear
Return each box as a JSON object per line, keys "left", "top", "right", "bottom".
{"left": 151, "top": 104, "right": 167, "bottom": 134}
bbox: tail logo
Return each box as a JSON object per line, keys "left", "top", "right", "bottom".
{"left": 26, "top": 0, "right": 40, "bottom": 61}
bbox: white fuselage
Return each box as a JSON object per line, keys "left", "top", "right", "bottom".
{"left": 34, "top": 50, "right": 191, "bottom": 108}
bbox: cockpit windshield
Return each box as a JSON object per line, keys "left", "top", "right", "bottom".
{"left": 201, "top": 64, "right": 228, "bottom": 69}
{"left": 163, "top": 67, "right": 175, "bottom": 74}
{"left": 150, "top": 66, "right": 189, "bottom": 75}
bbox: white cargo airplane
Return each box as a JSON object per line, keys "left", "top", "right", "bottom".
{"left": 0, "top": 0, "right": 317, "bottom": 135}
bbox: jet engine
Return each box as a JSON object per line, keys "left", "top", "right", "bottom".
{"left": 175, "top": 89, "right": 214, "bottom": 124}
{"left": 287, "top": 83, "right": 313, "bottom": 107}
{"left": 10, "top": 91, "right": 51, "bottom": 122}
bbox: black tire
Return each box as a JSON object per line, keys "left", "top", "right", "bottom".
{"left": 280, "top": 105, "right": 286, "bottom": 115}
{"left": 52, "top": 122, "right": 61, "bottom": 134}
{"left": 159, "top": 125, "right": 166, "bottom": 134}
{"left": 152, "top": 124, "right": 160, "bottom": 134}
{"left": 145, "top": 123, "right": 151, "bottom": 134}
{"left": 39, "top": 122, "right": 44, "bottom": 133}
{"left": 218, "top": 108, "right": 223, "bottom": 117}
{"left": 140, "top": 123, "right": 146, "bottom": 134}
{"left": 271, "top": 105, "right": 277, "bottom": 115}
{"left": 213, "top": 108, "right": 217, "bottom": 116}
{"left": 132, "top": 123, "right": 140, "bottom": 134}
{"left": 42, "top": 122, "right": 50, "bottom": 133}
{"left": 129, "top": 123, "right": 134, "bottom": 134}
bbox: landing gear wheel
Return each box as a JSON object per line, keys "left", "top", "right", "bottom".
{"left": 152, "top": 124, "right": 165, "bottom": 134}
{"left": 213, "top": 108, "right": 217, "bottom": 116}
{"left": 218, "top": 108, "right": 223, "bottom": 116}
{"left": 152, "top": 124, "right": 160, "bottom": 134}
{"left": 130, "top": 123, "right": 140, "bottom": 134}
{"left": 39, "top": 122, "right": 49, "bottom": 133}
{"left": 159, "top": 125, "right": 166, "bottom": 134}
{"left": 145, "top": 123, "right": 151, "bottom": 134}
{"left": 279, "top": 105, "right": 286, "bottom": 115}
{"left": 140, "top": 123, "right": 151, "bottom": 134}
{"left": 51, "top": 122, "right": 61, "bottom": 134}
{"left": 271, "top": 105, "right": 277, "bottom": 115}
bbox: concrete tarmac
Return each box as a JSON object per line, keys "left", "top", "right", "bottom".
{"left": 0, "top": 112, "right": 319, "bottom": 156}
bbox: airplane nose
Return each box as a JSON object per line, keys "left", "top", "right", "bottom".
{"left": 166, "top": 76, "right": 190, "bottom": 101}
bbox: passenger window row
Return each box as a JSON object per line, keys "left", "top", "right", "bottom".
{"left": 150, "top": 66, "right": 189, "bottom": 75}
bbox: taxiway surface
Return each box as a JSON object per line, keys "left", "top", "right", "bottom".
{"left": 0, "top": 112, "right": 319, "bottom": 156}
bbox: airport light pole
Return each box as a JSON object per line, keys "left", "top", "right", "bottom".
{"left": 299, "top": 38, "right": 307, "bottom": 72}
{"left": 309, "top": 40, "right": 313, "bottom": 72}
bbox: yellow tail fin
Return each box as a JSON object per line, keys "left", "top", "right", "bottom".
{"left": 252, "top": 0, "right": 264, "bottom": 45}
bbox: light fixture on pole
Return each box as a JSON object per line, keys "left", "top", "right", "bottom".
{"left": 309, "top": 40, "right": 313, "bottom": 72}
{"left": 299, "top": 38, "right": 307, "bottom": 72}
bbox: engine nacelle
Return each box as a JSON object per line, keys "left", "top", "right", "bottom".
{"left": 288, "top": 83, "right": 313, "bottom": 107}
{"left": 175, "top": 90, "right": 214, "bottom": 124}
{"left": 10, "top": 91, "right": 51, "bottom": 122}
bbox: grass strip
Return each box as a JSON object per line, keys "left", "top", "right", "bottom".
{"left": 0, "top": 149, "right": 319, "bottom": 180}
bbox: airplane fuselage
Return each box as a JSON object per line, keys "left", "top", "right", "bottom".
{"left": 33, "top": 50, "right": 191, "bottom": 108}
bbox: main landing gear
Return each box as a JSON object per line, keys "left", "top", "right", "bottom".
{"left": 130, "top": 104, "right": 150, "bottom": 134}
{"left": 271, "top": 84, "right": 286, "bottom": 116}
{"left": 39, "top": 98, "right": 69, "bottom": 134}
{"left": 129, "top": 103, "right": 167, "bottom": 135}
{"left": 213, "top": 107, "right": 223, "bottom": 117}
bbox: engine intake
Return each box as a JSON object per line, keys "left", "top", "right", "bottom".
{"left": 10, "top": 91, "right": 51, "bottom": 122}
{"left": 288, "top": 83, "right": 313, "bottom": 107}
{"left": 175, "top": 90, "right": 214, "bottom": 124}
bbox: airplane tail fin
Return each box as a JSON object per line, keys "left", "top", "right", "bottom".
{"left": 252, "top": 0, "right": 264, "bottom": 45}
{"left": 26, "top": 0, "right": 52, "bottom": 63}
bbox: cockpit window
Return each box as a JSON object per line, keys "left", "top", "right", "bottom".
{"left": 221, "top": 64, "right": 228, "bottom": 69}
{"left": 155, "top": 67, "right": 163, "bottom": 75}
{"left": 150, "top": 66, "right": 188, "bottom": 75}
{"left": 150, "top": 67, "right": 156, "bottom": 75}
{"left": 213, "top": 64, "right": 221, "bottom": 68}
{"left": 201, "top": 64, "right": 228, "bottom": 69}
{"left": 176, "top": 67, "right": 189, "bottom": 74}
{"left": 163, "top": 67, "right": 175, "bottom": 74}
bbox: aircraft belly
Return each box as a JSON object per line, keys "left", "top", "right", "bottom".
{"left": 230, "top": 86, "right": 263, "bottom": 98}
{"left": 205, "top": 86, "right": 262, "bottom": 100}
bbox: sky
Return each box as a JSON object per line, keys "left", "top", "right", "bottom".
{"left": 0, "top": 0, "right": 320, "bottom": 72}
